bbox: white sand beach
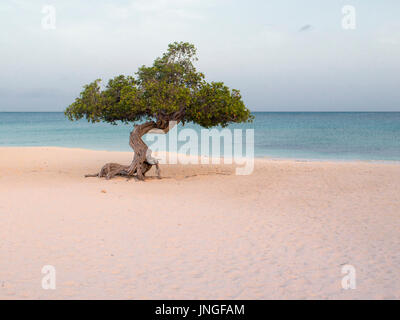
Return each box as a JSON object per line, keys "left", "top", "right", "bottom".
{"left": 0, "top": 147, "right": 399, "bottom": 299}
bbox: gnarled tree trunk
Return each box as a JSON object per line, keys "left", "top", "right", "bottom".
{"left": 85, "top": 107, "right": 184, "bottom": 181}
{"left": 85, "top": 120, "right": 168, "bottom": 181}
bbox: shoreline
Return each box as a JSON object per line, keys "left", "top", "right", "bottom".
{"left": 1, "top": 146, "right": 400, "bottom": 165}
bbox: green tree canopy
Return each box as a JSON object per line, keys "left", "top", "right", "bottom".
{"left": 65, "top": 42, "right": 253, "bottom": 128}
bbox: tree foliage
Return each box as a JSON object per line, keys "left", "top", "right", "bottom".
{"left": 65, "top": 42, "right": 253, "bottom": 128}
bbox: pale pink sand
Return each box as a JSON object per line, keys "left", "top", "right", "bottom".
{"left": 0, "top": 147, "right": 399, "bottom": 300}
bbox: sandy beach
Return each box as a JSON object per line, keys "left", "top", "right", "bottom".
{"left": 0, "top": 147, "right": 399, "bottom": 299}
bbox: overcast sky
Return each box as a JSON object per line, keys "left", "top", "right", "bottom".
{"left": 1, "top": 0, "right": 400, "bottom": 111}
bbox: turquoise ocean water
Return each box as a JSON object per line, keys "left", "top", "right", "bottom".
{"left": 0, "top": 112, "right": 399, "bottom": 161}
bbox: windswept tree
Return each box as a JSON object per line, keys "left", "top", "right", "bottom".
{"left": 65, "top": 42, "right": 253, "bottom": 180}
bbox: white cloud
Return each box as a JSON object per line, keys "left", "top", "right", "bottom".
{"left": 105, "top": 0, "right": 216, "bottom": 21}
{"left": 1, "top": 0, "right": 400, "bottom": 111}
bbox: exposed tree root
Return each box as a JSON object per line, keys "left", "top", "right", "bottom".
{"left": 85, "top": 152, "right": 160, "bottom": 181}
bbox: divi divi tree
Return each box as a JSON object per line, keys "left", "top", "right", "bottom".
{"left": 65, "top": 42, "right": 253, "bottom": 181}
